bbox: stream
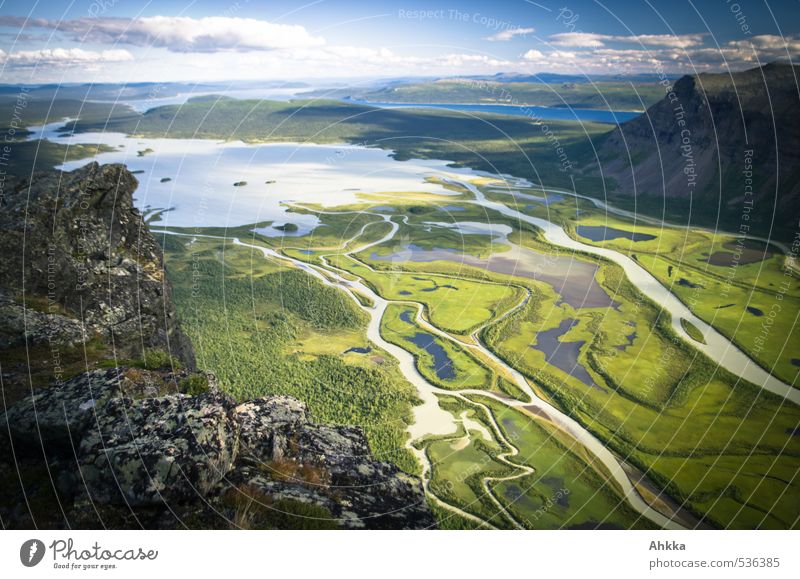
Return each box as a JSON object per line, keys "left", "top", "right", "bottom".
{"left": 455, "top": 179, "right": 797, "bottom": 404}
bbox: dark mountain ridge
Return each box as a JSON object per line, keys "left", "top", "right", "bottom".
{"left": 591, "top": 63, "right": 800, "bottom": 240}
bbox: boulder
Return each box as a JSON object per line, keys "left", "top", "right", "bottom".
{"left": 79, "top": 391, "right": 237, "bottom": 506}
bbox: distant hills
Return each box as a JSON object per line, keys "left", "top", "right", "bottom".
{"left": 455, "top": 72, "right": 681, "bottom": 84}
{"left": 590, "top": 63, "right": 800, "bottom": 239}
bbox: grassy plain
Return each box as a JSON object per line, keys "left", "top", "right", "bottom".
{"left": 498, "top": 190, "right": 800, "bottom": 386}
{"left": 326, "top": 253, "right": 522, "bottom": 335}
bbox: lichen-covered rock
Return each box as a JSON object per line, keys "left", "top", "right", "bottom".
{"left": 229, "top": 398, "right": 434, "bottom": 529}
{"left": 79, "top": 391, "right": 237, "bottom": 506}
{"left": 0, "top": 162, "right": 195, "bottom": 371}
{"left": 0, "top": 294, "right": 87, "bottom": 350}
{"left": 1, "top": 367, "right": 216, "bottom": 452}
{"left": 1, "top": 373, "right": 434, "bottom": 528}
{"left": 1, "top": 368, "right": 125, "bottom": 451}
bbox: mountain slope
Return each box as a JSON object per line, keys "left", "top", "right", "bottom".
{"left": 592, "top": 63, "right": 800, "bottom": 240}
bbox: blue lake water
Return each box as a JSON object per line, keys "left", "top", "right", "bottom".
{"left": 531, "top": 318, "right": 603, "bottom": 390}
{"left": 405, "top": 333, "right": 457, "bottom": 381}
{"left": 397, "top": 307, "right": 456, "bottom": 380}
{"left": 346, "top": 100, "right": 640, "bottom": 125}
{"left": 576, "top": 225, "right": 656, "bottom": 242}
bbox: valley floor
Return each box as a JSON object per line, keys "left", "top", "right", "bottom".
{"left": 159, "top": 173, "right": 800, "bottom": 530}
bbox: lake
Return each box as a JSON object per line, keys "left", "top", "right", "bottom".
{"left": 344, "top": 99, "right": 640, "bottom": 124}
{"left": 35, "top": 120, "right": 472, "bottom": 234}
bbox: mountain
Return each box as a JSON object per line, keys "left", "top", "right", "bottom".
{"left": 0, "top": 164, "right": 433, "bottom": 529}
{"left": 455, "top": 72, "right": 681, "bottom": 84}
{"left": 592, "top": 63, "right": 800, "bottom": 239}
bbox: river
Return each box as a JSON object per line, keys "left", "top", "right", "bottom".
{"left": 29, "top": 121, "right": 796, "bottom": 528}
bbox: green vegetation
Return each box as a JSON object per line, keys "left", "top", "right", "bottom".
{"left": 0, "top": 96, "right": 132, "bottom": 134}
{"left": 327, "top": 253, "right": 521, "bottom": 334}
{"left": 354, "top": 79, "right": 665, "bottom": 111}
{"left": 381, "top": 304, "right": 493, "bottom": 391}
{"left": 163, "top": 236, "right": 420, "bottom": 473}
{"left": 473, "top": 396, "right": 652, "bottom": 529}
{"left": 180, "top": 374, "right": 210, "bottom": 396}
{"left": 680, "top": 319, "right": 707, "bottom": 344}
{"left": 0, "top": 96, "right": 133, "bottom": 177}
{"left": 549, "top": 204, "right": 800, "bottom": 385}
{"left": 480, "top": 235, "right": 800, "bottom": 528}
{"left": 1, "top": 140, "right": 117, "bottom": 177}
{"left": 158, "top": 184, "right": 800, "bottom": 530}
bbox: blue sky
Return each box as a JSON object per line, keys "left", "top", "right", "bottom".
{"left": 0, "top": 0, "right": 798, "bottom": 82}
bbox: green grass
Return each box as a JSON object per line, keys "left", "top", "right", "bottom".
{"left": 554, "top": 206, "right": 800, "bottom": 385}
{"left": 680, "top": 319, "right": 707, "bottom": 344}
{"left": 381, "top": 304, "right": 494, "bottom": 391}
{"left": 167, "top": 194, "right": 800, "bottom": 529}
{"left": 475, "top": 396, "right": 654, "bottom": 529}
{"left": 327, "top": 254, "right": 522, "bottom": 335}
{"left": 481, "top": 242, "right": 800, "bottom": 528}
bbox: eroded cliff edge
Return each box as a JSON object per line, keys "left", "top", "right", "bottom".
{"left": 0, "top": 163, "right": 434, "bottom": 529}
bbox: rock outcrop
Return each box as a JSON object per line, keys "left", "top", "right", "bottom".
{"left": 2, "top": 368, "right": 433, "bottom": 528}
{"left": 0, "top": 162, "right": 195, "bottom": 379}
{"left": 0, "top": 163, "right": 434, "bottom": 529}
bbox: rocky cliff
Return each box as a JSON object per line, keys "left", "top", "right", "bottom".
{"left": 0, "top": 162, "right": 195, "bottom": 398}
{"left": 0, "top": 164, "right": 433, "bottom": 529}
{"left": 591, "top": 63, "right": 800, "bottom": 239}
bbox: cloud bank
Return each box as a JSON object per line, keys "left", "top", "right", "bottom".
{"left": 0, "top": 15, "right": 325, "bottom": 52}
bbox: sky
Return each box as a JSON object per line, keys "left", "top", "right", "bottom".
{"left": 0, "top": 0, "right": 798, "bottom": 83}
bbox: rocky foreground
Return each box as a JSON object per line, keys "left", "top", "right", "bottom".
{"left": 0, "top": 163, "right": 434, "bottom": 529}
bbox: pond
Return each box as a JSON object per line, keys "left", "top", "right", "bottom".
{"left": 576, "top": 225, "right": 656, "bottom": 242}
{"left": 407, "top": 336, "right": 454, "bottom": 380}
{"left": 397, "top": 307, "right": 456, "bottom": 380}
{"left": 706, "top": 239, "right": 774, "bottom": 266}
{"left": 531, "top": 318, "right": 603, "bottom": 390}
{"left": 371, "top": 237, "right": 618, "bottom": 309}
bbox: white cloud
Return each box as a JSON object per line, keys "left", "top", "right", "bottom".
{"left": 726, "top": 34, "right": 800, "bottom": 53}
{"left": 522, "top": 49, "right": 544, "bottom": 60}
{"left": 0, "top": 47, "right": 133, "bottom": 66}
{"left": 485, "top": 27, "right": 535, "bottom": 42}
{"left": 0, "top": 15, "right": 325, "bottom": 53}
{"left": 628, "top": 34, "right": 706, "bottom": 48}
{"left": 549, "top": 32, "right": 608, "bottom": 48}
{"left": 549, "top": 32, "right": 705, "bottom": 48}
